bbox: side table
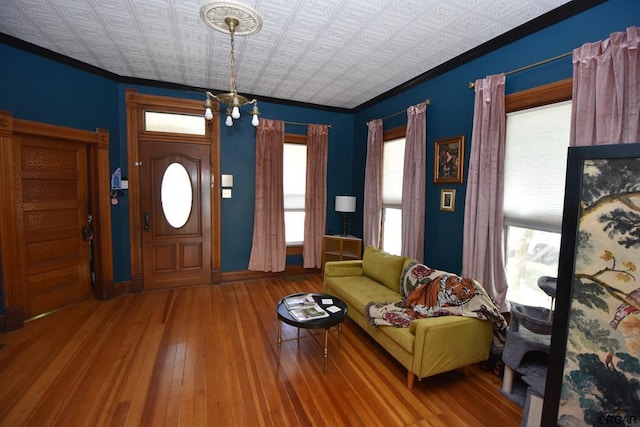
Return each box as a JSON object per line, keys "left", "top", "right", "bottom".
{"left": 276, "top": 292, "right": 348, "bottom": 375}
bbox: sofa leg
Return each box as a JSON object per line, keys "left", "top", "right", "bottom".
{"left": 407, "top": 370, "right": 415, "bottom": 389}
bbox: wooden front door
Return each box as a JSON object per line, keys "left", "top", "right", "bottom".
{"left": 139, "top": 140, "right": 212, "bottom": 289}
{"left": 19, "top": 136, "right": 92, "bottom": 317}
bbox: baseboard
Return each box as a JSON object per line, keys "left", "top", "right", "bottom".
{"left": 129, "top": 276, "right": 144, "bottom": 293}
{"left": 113, "top": 280, "right": 138, "bottom": 297}
{"left": 221, "top": 265, "right": 320, "bottom": 283}
{"left": 0, "top": 306, "right": 24, "bottom": 333}
{"left": 0, "top": 268, "right": 320, "bottom": 333}
{"left": 110, "top": 267, "right": 314, "bottom": 293}
{"left": 211, "top": 268, "right": 222, "bottom": 284}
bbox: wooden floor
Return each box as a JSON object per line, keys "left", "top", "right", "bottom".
{"left": 0, "top": 274, "right": 522, "bottom": 426}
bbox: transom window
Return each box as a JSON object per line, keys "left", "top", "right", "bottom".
{"left": 144, "top": 111, "right": 206, "bottom": 135}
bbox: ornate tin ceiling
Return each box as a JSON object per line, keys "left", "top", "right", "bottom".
{"left": 0, "top": 0, "right": 572, "bottom": 108}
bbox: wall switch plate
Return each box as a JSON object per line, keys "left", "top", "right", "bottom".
{"left": 222, "top": 188, "right": 232, "bottom": 198}
{"left": 221, "top": 174, "right": 233, "bottom": 187}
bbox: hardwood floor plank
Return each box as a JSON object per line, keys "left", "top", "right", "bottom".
{"left": 0, "top": 274, "right": 522, "bottom": 426}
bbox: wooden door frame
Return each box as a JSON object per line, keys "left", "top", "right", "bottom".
{"left": 0, "top": 111, "right": 113, "bottom": 329}
{"left": 125, "top": 89, "right": 221, "bottom": 290}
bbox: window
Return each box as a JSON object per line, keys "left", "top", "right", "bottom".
{"left": 144, "top": 111, "right": 206, "bottom": 135}
{"left": 283, "top": 141, "right": 307, "bottom": 245}
{"left": 381, "top": 137, "right": 405, "bottom": 255}
{"left": 504, "top": 100, "right": 571, "bottom": 308}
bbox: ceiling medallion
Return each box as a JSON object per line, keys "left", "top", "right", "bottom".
{"left": 200, "top": 1, "right": 263, "bottom": 127}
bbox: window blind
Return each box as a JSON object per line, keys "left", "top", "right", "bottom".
{"left": 503, "top": 101, "right": 571, "bottom": 233}
{"left": 382, "top": 138, "right": 405, "bottom": 206}
{"left": 283, "top": 143, "right": 307, "bottom": 210}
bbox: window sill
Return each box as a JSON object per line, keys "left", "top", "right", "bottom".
{"left": 286, "top": 244, "right": 303, "bottom": 255}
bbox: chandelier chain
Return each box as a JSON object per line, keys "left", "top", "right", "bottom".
{"left": 229, "top": 26, "right": 237, "bottom": 94}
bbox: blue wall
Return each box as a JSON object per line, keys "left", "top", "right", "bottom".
{"left": 0, "top": 51, "right": 354, "bottom": 286}
{"left": 0, "top": 0, "right": 638, "bottom": 313}
{"left": 352, "top": 0, "right": 639, "bottom": 274}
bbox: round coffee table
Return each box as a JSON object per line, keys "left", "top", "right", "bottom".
{"left": 276, "top": 292, "right": 348, "bottom": 375}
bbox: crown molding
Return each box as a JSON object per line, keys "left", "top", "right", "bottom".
{"left": 1, "top": 0, "right": 607, "bottom": 115}
{"left": 353, "top": 0, "right": 607, "bottom": 112}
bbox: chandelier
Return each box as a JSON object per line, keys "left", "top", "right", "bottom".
{"left": 200, "top": 1, "right": 262, "bottom": 127}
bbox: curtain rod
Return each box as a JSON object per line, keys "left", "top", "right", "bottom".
{"left": 468, "top": 51, "right": 572, "bottom": 89}
{"left": 283, "top": 120, "right": 332, "bottom": 128}
{"left": 366, "top": 99, "right": 431, "bottom": 125}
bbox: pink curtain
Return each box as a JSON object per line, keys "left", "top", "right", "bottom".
{"left": 363, "top": 119, "right": 383, "bottom": 248}
{"left": 401, "top": 102, "right": 427, "bottom": 261}
{"left": 248, "top": 119, "right": 286, "bottom": 272}
{"left": 571, "top": 26, "right": 640, "bottom": 146}
{"left": 303, "top": 124, "right": 329, "bottom": 268}
{"left": 462, "top": 74, "right": 509, "bottom": 312}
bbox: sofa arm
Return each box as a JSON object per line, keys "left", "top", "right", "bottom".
{"left": 410, "top": 316, "right": 493, "bottom": 379}
{"left": 324, "top": 260, "right": 364, "bottom": 278}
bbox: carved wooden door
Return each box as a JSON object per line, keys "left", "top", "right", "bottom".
{"left": 18, "top": 136, "right": 92, "bottom": 317}
{"left": 139, "top": 140, "right": 212, "bottom": 289}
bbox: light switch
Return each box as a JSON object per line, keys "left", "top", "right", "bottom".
{"left": 222, "top": 188, "right": 232, "bottom": 198}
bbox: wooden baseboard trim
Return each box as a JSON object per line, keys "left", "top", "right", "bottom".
{"left": 0, "top": 306, "right": 24, "bottom": 333}
{"left": 211, "top": 268, "right": 222, "bottom": 284}
{"left": 0, "top": 268, "right": 320, "bottom": 333}
{"left": 221, "top": 265, "right": 320, "bottom": 283}
{"left": 129, "top": 276, "right": 144, "bottom": 293}
{"left": 111, "top": 280, "right": 136, "bottom": 297}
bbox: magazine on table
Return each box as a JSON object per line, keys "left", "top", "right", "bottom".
{"left": 289, "top": 304, "right": 329, "bottom": 322}
{"left": 283, "top": 293, "right": 316, "bottom": 310}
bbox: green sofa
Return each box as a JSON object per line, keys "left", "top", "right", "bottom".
{"left": 323, "top": 246, "right": 494, "bottom": 389}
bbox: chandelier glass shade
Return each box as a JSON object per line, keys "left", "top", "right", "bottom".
{"left": 200, "top": 1, "right": 262, "bottom": 127}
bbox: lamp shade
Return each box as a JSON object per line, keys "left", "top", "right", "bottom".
{"left": 335, "top": 195, "right": 356, "bottom": 213}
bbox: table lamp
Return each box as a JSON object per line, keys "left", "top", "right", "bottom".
{"left": 335, "top": 195, "right": 356, "bottom": 236}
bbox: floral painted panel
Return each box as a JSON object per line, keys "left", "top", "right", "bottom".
{"left": 557, "top": 157, "right": 640, "bottom": 426}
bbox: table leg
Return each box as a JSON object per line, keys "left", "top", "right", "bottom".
{"left": 323, "top": 328, "right": 329, "bottom": 375}
{"left": 277, "top": 319, "right": 282, "bottom": 365}
{"left": 337, "top": 323, "right": 343, "bottom": 348}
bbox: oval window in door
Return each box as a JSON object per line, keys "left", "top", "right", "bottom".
{"left": 161, "top": 162, "right": 193, "bottom": 228}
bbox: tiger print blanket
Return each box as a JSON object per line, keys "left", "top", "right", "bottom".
{"left": 365, "top": 262, "right": 507, "bottom": 329}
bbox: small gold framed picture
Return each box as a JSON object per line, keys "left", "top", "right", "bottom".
{"left": 440, "top": 189, "right": 456, "bottom": 212}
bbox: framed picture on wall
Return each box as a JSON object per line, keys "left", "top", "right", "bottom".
{"left": 542, "top": 143, "right": 640, "bottom": 426}
{"left": 440, "top": 189, "right": 456, "bottom": 212}
{"left": 434, "top": 136, "right": 464, "bottom": 183}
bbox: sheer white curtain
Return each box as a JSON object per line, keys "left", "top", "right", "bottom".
{"left": 571, "top": 26, "right": 640, "bottom": 146}
{"left": 248, "top": 119, "right": 286, "bottom": 272}
{"left": 363, "top": 119, "right": 383, "bottom": 248}
{"left": 462, "top": 74, "right": 509, "bottom": 312}
{"left": 401, "top": 103, "right": 427, "bottom": 261}
{"left": 302, "top": 124, "right": 329, "bottom": 268}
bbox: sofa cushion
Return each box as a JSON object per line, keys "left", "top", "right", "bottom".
{"left": 324, "top": 275, "right": 415, "bottom": 354}
{"left": 362, "top": 246, "right": 406, "bottom": 293}
{"left": 325, "top": 275, "right": 402, "bottom": 315}
{"left": 378, "top": 324, "right": 416, "bottom": 354}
